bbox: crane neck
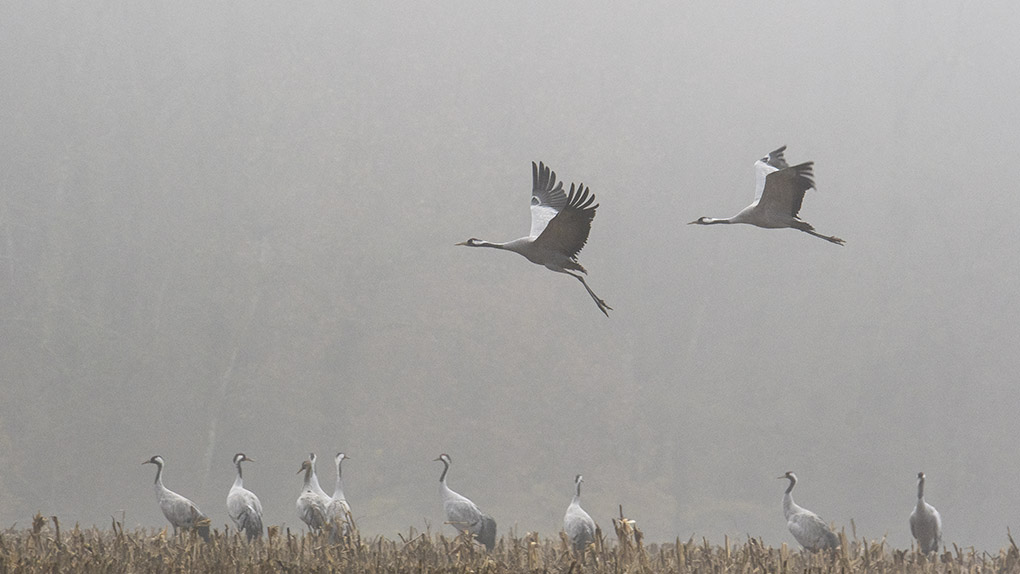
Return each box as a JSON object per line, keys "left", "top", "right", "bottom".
{"left": 152, "top": 461, "right": 164, "bottom": 487}
{"left": 333, "top": 461, "right": 345, "bottom": 499}
{"left": 439, "top": 459, "right": 450, "bottom": 484}
{"left": 782, "top": 491, "right": 799, "bottom": 520}
{"left": 309, "top": 460, "right": 325, "bottom": 495}
{"left": 302, "top": 465, "right": 314, "bottom": 488}
{"left": 476, "top": 240, "right": 510, "bottom": 250}
{"left": 917, "top": 476, "right": 925, "bottom": 501}
{"left": 784, "top": 476, "right": 796, "bottom": 495}
{"left": 233, "top": 461, "right": 244, "bottom": 488}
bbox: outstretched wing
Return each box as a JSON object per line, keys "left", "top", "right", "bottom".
{"left": 753, "top": 146, "right": 788, "bottom": 201}
{"left": 533, "top": 183, "right": 598, "bottom": 260}
{"left": 529, "top": 161, "right": 568, "bottom": 238}
{"left": 758, "top": 161, "right": 815, "bottom": 218}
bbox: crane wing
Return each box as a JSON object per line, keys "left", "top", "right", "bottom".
{"left": 753, "top": 147, "right": 788, "bottom": 201}
{"left": 444, "top": 498, "right": 483, "bottom": 533}
{"left": 529, "top": 161, "right": 568, "bottom": 238}
{"left": 758, "top": 161, "right": 814, "bottom": 218}
{"left": 788, "top": 511, "right": 836, "bottom": 549}
{"left": 533, "top": 183, "right": 597, "bottom": 260}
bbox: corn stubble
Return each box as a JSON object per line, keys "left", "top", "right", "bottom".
{"left": 2, "top": 514, "right": 1018, "bottom": 573}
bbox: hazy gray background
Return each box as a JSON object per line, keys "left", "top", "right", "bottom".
{"left": 2, "top": 1, "right": 1018, "bottom": 551}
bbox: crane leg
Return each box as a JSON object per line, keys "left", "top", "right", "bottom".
{"left": 801, "top": 229, "right": 845, "bottom": 245}
{"left": 564, "top": 271, "right": 612, "bottom": 316}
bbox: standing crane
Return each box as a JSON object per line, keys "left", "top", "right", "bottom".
{"left": 226, "top": 453, "right": 263, "bottom": 541}
{"left": 457, "top": 161, "right": 612, "bottom": 316}
{"left": 327, "top": 452, "right": 353, "bottom": 540}
{"left": 296, "top": 458, "right": 330, "bottom": 533}
{"left": 689, "top": 146, "right": 844, "bottom": 245}
{"left": 778, "top": 472, "right": 839, "bottom": 551}
{"left": 909, "top": 472, "right": 943, "bottom": 554}
{"left": 563, "top": 474, "right": 596, "bottom": 552}
{"left": 142, "top": 455, "right": 210, "bottom": 541}
{"left": 435, "top": 453, "right": 496, "bottom": 550}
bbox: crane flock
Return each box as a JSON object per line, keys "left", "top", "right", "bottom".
{"left": 138, "top": 151, "right": 950, "bottom": 553}
{"left": 140, "top": 452, "right": 943, "bottom": 555}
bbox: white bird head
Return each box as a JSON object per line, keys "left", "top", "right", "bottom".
{"left": 434, "top": 453, "right": 452, "bottom": 465}
{"left": 456, "top": 238, "right": 482, "bottom": 247}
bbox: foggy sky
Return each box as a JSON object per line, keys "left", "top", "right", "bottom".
{"left": 2, "top": 1, "right": 1018, "bottom": 551}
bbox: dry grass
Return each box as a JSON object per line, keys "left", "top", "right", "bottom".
{"left": 2, "top": 513, "right": 1018, "bottom": 574}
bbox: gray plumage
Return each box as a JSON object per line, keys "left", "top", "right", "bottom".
{"left": 690, "top": 146, "right": 845, "bottom": 245}
{"left": 326, "top": 452, "right": 353, "bottom": 541}
{"left": 563, "top": 474, "right": 596, "bottom": 552}
{"left": 457, "top": 161, "right": 611, "bottom": 316}
{"left": 309, "top": 452, "right": 330, "bottom": 501}
{"left": 142, "top": 455, "right": 210, "bottom": 541}
{"left": 435, "top": 453, "right": 495, "bottom": 551}
{"left": 296, "top": 458, "right": 329, "bottom": 532}
{"left": 226, "top": 453, "right": 263, "bottom": 541}
{"left": 779, "top": 472, "right": 839, "bottom": 551}
{"left": 909, "top": 472, "right": 943, "bottom": 554}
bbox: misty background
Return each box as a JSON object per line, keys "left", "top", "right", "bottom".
{"left": 2, "top": 1, "right": 1018, "bottom": 551}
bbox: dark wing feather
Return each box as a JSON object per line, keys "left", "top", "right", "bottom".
{"left": 759, "top": 161, "right": 814, "bottom": 217}
{"left": 241, "top": 507, "right": 263, "bottom": 540}
{"left": 477, "top": 514, "right": 497, "bottom": 551}
{"left": 764, "top": 145, "right": 790, "bottom": 169}
{"left": 534, "top": 183, "right": 598, "bottom": 260}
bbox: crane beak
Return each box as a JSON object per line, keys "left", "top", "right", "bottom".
{"left": 687, "top": 219, "right": 699, "bottom": 225}
{"left": 455, "top": 241, "right": 468, "bottom": 246}
{"left": 246, "top": 457, "right": 255, "bottom": 463}
{"left": 776, "top": 475, "right": 787, "bottom": 479}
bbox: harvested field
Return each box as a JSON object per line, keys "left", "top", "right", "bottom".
{"left": 2, "top": 514, "right": 1017, "bottom": 574}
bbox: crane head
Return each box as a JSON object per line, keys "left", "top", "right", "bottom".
{"left": 143, "top": 455, "right": 164, "bottom": 466}
{"left": 297, "top": 460, "right": 312, "bottom": 474}
{"left": 434, "top": 453, "right": 451, "bottom": 464}
{"left": 777, "top": 471, "right": 797, "bottom": 482}
{"left": 335, "top": 453, "right": 349, "bottom": 464}
{"left": 456, "top": 238, "right": 481, "bottom": 247}
{"left": 234, "top": 453, "right": 253, "bottom": 464}
{"left": 917, "top": 471, "right": 925, "bottom": 480}
{"left": 688, "top": 217, "right": 710, "bottom": 225}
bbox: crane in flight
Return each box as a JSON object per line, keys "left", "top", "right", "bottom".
{"left": 226, "top": 453, "right": 263, "bottom": 541}
{"left": 457, "top": 161, "right": 611, "bottom": 316}
{"left": 435, "top": 453, "right": 496, "bottom": 551}
{"left": 909, "top": 472, "right": 942, "bottom": 554}
{"left": 690, "top": 146, "right": 844, "bottom": 245}
{"left": 563, "top": 474, "right": 596, "bottom": 552}
{"left": 778, "top": 471, "right": 839, "bottom": 551}
{"left": 142, "top": 455, "right": 210, "bottom": 541}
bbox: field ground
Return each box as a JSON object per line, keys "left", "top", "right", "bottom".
{"left": 1, "top": 514, "right": 1018, "bottom": 573}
